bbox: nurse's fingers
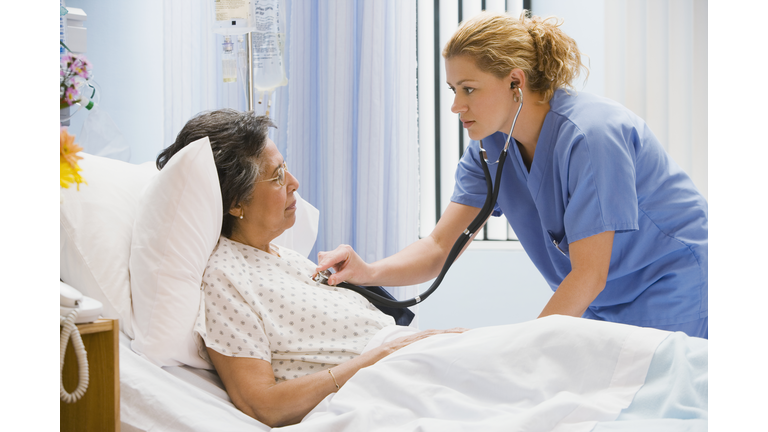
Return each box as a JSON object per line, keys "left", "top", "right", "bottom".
{"left": 316, "top": 245, "right": 350, "bottom": 273}
{"left": 316, "top": 245, "right": 364, "bottom": 285}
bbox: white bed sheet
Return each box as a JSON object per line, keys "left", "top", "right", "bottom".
{"left": 119, "top": 316, "right": 707, "bottom": 432}
{"left": 283, "top": 316, "right": 674, "bottom": 432}
{"left": 119, "top": 332, "right": 270, "bottom": 432}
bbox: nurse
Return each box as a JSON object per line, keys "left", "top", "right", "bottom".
{"left": 317, "top": 12, "right": 708, "bottom": 338}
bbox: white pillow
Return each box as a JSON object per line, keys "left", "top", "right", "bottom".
{"left": 60, "top": 153, "right": 158, "bottom": 339}
{"left": 129, "top": 136, "right": 320, "bottom": 368}
{"left": 129, "top": 137, "right": 222, "bottom": 368}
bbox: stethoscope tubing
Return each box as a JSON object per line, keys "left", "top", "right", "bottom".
{"left": 326, "top": 87, "right": 523, "bottom": 308}
{"left": 333, "top": 151, "right": 506, "bottom": 308}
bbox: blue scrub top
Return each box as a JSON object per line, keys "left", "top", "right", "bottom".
{"left": 451, "top": 89, "right": 708, "bottom": 328}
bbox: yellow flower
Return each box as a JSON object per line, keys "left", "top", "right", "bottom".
{"left": 60, "top": 127, "right": 86, "bottom": 190}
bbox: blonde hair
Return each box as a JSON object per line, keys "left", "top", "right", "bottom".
{"left": 443, "top": 11, "right": 587, "bottom": 103}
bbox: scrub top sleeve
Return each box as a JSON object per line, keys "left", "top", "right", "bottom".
{"left": 564, "top": 133, "right": 639, "bottom": 243}
{"left": 451, "top": 141, "right": 502, "bottom": 216}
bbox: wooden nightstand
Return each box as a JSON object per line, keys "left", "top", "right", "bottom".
{"left": 60, "top": 318, "right": 120, "bottom": 432}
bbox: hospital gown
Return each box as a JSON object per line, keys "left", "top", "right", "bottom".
{"left": 194, "top": 236, "right": 394, "bottom": 382}
{"left": 452, "top": 89, "right": 708, "bottom": 337}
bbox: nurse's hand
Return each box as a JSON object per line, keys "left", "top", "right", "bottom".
{"left": 316, "top": 244, "right": 372, "bottom": 286}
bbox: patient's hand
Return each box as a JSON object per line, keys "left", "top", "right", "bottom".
{"left": 384, "top": 328, "right": 470, "bottom": 353}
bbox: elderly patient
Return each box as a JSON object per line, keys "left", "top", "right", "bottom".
{"left": 156, "top": 110, "right": 465, "bottom": 427}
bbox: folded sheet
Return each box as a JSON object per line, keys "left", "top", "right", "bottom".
{"left": 285, "top": 315, "right": 672, "bottom": 432}
{"left": 120, "top": 316, "right": 707, "bottom": 432}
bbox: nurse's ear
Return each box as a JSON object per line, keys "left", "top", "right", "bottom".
{"left": 507, "top": 68, "right": 526, "bottom": 93}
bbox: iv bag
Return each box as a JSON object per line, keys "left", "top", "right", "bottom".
{"left": 252, "top": 0, "right": 287, "bottom": 92}
{"left": 213, "top": 0, "right": 255, "bottom": 35}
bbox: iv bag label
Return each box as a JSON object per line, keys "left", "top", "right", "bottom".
{"left": 215, "top": 0, "right": 249, "bottom": 21}
{"left": 252, "top": 0, "right": 282, "bottom": 62}
{"left": 253, "top": 32, "right": 278, "bottom": 59}
{"left": 252, "top": 0, "right": 287, "bottom": 91}
{"left": 253, "top": 0, "right": 282, "bottom": 31}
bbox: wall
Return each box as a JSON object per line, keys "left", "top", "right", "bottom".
{"left": 415, "top": 244, "right": 553, "bottom": 329}
{"left": 532, "top": 0, "right": 606, "bottom": 96}
{"left": 64, "top": 0, "right": 164, "bottom": 164}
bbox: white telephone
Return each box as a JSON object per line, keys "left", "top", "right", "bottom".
{"left": 60, "top": 281, "right": 103, "bottom": 403}
{"left": 60, "top": 281, "right": 103, "bottom": 324}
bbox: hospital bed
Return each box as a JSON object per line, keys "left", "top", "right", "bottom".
{"left": 60, "top": 150, "right": 708, "bottom": 432}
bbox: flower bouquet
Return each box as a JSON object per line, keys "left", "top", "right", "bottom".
{"left": 61, "top": 127, "right": 86, "bottom": 190}
{"left": 60, "top": 52, "right": 95, "bottom": 110}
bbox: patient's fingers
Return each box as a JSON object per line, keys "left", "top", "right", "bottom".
{"left": 387, "top": 327, "right": 470, "bottom": 351}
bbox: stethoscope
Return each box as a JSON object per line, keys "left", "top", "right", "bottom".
{"left": 314, "top": 84, "right": 524, "bottom": 308}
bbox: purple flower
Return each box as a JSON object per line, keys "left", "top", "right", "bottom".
{"left": 71, "top": 56, "right": 92, "bottom": 79}
{"left": 60, "top": 52, "right": 94, "bottom": 107}
{"left": 64, "top": 86, "right": 80, "bottom": 105}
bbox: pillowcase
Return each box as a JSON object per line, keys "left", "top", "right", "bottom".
{"left": 60, "top": 153, "right": 159, "bottom": 339}
{"left": 129, "top": 137, "right": 222, "bottom": 369}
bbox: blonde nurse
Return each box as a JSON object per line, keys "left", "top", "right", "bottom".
{"left": 317, "top": 12, "right": 708, "bottom": 338}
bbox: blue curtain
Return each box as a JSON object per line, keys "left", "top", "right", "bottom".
{"left": 280, "top": 0, "right": 419, "bottom": 299}
{"left": 162, "top": 0, "right": 419, "bottom": 300}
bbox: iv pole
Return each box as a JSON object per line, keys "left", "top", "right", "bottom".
{"left": 246, "top": 32, "right": 254, "bottom": 112}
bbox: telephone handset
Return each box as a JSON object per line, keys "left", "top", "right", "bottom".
{"left": 60, "top": 281, "right": 103, "bottom": 403}
{"left": 60, "top": 281, "right": 103, "bottom": 324}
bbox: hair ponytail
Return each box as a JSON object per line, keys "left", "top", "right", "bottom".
{"left": 523, "top": 13, "right": 585, "bottom": 101}
{"left": 443, "top": 11, "right": 587, "bottom": 103}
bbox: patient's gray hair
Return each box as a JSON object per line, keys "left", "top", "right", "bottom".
{"left": 156, "top": 109, "right": 276, "bottom": 237}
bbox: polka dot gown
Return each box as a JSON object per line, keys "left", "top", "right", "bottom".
{"left": 194, "top": 236, "right": 394, "bottom": 382}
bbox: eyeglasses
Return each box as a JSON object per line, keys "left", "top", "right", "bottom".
{"left": 257, "top": 162, "right": 288, "bottom": 186}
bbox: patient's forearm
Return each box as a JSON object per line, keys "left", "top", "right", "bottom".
{"left": 209, "top": 345, "right": 398, "bottom": 427}
{"left": 244, "top": 328, "right": 467, "bottom": 426}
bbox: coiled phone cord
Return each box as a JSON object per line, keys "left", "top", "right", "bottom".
{"left": 60, "top": 309, "right": 90, "bottom": 403}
